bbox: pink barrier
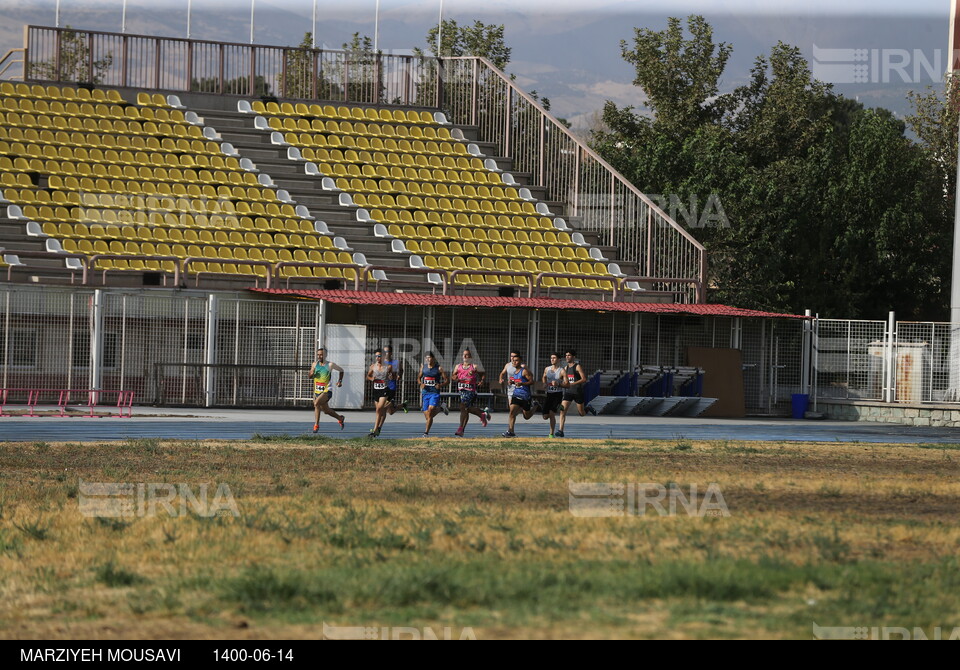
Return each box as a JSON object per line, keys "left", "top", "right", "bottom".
{"left": 0, "top": 388, "right": 135, "bottom": 418}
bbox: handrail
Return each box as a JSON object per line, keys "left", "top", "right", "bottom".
{"left": 532, "top": 271, "right": 619, "bottom": 300}
{"left": 89, "top": 254, "right": 180, "bottom": 286}
{"left": 0, "top": 48, "right": 25, "bottom": 79}
{"left": 447, "top": 268, "right": 534, "bottom": 298}
{"left": 182, "top": 257, "right": 272, "bottom": 288}
{"left": 445, "top": 56, "right": 706, "bottom": 253}
{"left": 618, "top": 275, "right": 704, "bottom": 304}
{"left": 360, "top": 264, "right": 447, "bottom": 294}
{"left": 273, "top": 261, "right": 362, "bottom": 290}
{"left": 3, "top": 249, "right": 88, "bottom": 283}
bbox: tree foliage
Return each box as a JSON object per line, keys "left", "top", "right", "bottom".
{"left": 591, "top": 15, "right": 950, "bottom": 319}
{"left": 32, "top": 26, "right": 114, "bottom": 84}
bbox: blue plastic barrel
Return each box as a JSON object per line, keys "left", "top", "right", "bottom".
{"left": 791, "top": 393, "right": 809, "bottom": 419}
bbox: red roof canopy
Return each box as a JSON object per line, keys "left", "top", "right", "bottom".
{"left": 249, "top": 289, "right": 805, "bottom": 319}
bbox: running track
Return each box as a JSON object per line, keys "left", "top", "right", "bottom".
{"left": 0, "top": 408, "right": 958, "bottom": 443}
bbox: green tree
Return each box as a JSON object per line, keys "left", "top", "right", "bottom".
{"left": 591, "top": 15, "right": 950, "bottom": 319}
{"left": 419, "top": 19, "right": 512, "bottom": 68}
{"left": 31, "top": 27, "right": 114, "bottom": 84}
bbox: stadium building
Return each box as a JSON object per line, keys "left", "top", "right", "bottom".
{"left": 0, "top": 25, "right": 810, "bottom": 417}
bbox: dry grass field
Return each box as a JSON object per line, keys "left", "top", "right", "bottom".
{"left": 1, "top": 436, "right": 959, "bottom": 639}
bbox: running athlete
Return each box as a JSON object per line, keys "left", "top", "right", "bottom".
{"left": 556, "top": 348, "right": 597, "bottom": 437}
{"left": 541, "top": 352, "right": 567, "bottom": 437}
{"left": 366, "top": 349, "right": 394, "bottom": 437}
{"left": 418, "top": 351, "right": 449, "bottom": 437}
{"left": 382, "top": 344, "right": 407, "bottom": 415}
{"left": 452, "top": 349, "right": 490, "bottom": 437}
{"left": 310, "top": 347, "right": 345, "bottom": 433}
{"left": 499, "top": 352, "right": 540, "bottom": 438}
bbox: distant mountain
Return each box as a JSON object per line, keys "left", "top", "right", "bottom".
{"left": 0, "top": 3, "right": 949, "bottom": 131}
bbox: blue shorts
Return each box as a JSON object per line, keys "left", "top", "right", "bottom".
{"left": 421, "top": 393, "right": 441, "bottom": 412}
{"left": 459, "top": 390, "right": 477, "bottom": 407}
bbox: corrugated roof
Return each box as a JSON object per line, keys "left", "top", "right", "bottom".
{"left": 249, "top": 289, "right": 806, "bottom": 319}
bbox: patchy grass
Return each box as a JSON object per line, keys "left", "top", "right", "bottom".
{"left": 0, "top": 437, "right": 959, "bottom": 639}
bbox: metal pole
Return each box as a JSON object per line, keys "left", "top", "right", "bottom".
{"left": 885, "top": 311, "right": 896, "bottom": 403}
{"left": 312, "top": 0, "right": 317, "bottom": 48}
{"left": 250, "top": 0, "right": 256, "bottom": 45}
{"left": 91, "top": 290, "right": 105, "bottom": 406}
{"left": 56, "top": 0, "right": 61, "bottom": 28}
{"left": 801, "top": 309, "right": 812, "bottom": 395}
{"left": 437, "top": 0, "right": 444, "bottom": 57}
{"left": 122, "top": 0, "right": 128, "bottom": 33}
{"left": 204, "top": 295, "right": 218, "bottom": 407}
{"left": 187, "top": 0, "right": 192, "bottom": 39}
{"left": 374, "top": 0, "right": 380, "bottom": 54}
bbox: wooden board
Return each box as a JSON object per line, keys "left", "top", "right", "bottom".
{"left": 685, "top": 347, "right": 745, "bottom": 418}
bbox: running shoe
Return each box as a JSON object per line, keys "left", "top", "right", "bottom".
{"left": 548, "top": 433, "right": 555, "bottom": 438}
{"left": 586, "top": 405, "right": 598, "bottom": 416}
{"left": 400, "top": 401, "right": 408, "bottom": 413}
{"left": 441, "top": 403, "right": 449, "bottom": 416}
{"left": 368, "top": 428, "right": 378, "bottom": 437}
{"left": 338, "top": 416, "right": 345, "bottom": 430}
{"left": 480, "top": 412, "right": 488, "bottom": 428}
{"left": 455, "top": 426, "right": 465, "bottom": 437}
{"left": 501, "top": 430, "right": 516, "bottom": 438}
{"left": 313, "top": 423, "right": 319, "bottom": 433}
{"left": 555, "top": 429, "right": 564, "bottom": 438}
{"left": 422, "top": 432, "right": 430, "bottom": 438}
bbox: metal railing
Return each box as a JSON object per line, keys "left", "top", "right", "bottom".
{"left": 0, "top": 48, "right": 25, "bottom": 80}
{"left": 22, "top": 25, "right": 434, "bottom": 107}
{"left": 439, "top": 56, "right": 706, "bottom": 303}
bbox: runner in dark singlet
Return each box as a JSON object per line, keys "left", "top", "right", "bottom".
{"left": 419, "top": 351, "right": 449, "bottom": 437}
{"left": 382, "top": 344, "right": 407, "bottom": 415}
{"left": 366, "top": 349, "right": 394, "bottom": 437}
{"left": 557, "top": 348, "right": 596, "bottom": 437}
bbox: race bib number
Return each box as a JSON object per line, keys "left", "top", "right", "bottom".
{"left": 374, "top": 381, "right": 386, "bottom": 390}
{"left": 548, "top": 381, "right": 562, "bottom": 392}
{"left": 423, "top": 376, "right": 436, "bottom": 387}
{"left": 567, "top": 374, "right": 576, "bottom": 383}
{"left": 458, "top": 382, "right": 474, "bottom": 392}
{"left": 314, "top": 382, "right": 328, "bottom": 393}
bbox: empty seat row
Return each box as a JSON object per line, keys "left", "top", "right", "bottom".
{"left": 276, "top": 119, "right": 454, "bottom": 140}
{"left": 301, "top": 149, "right": 483, "bottom": 171}
{"left": 0, "top": 144, "right": 244, "bottom": 171}
{"left": 1, "top": 82, "right": 126, "bottom": 103}
{"left": 44, "top": 219, "right": 322, "bottom": 241}
{"left": 245, "top": 100, "right": 438, "bottom": 125}
{"left": 1, "top": 129, "right": 225, "bottom": 155}
{"left": 338, "top": 178, "right": 522, "bottom": 202}
{"left": 0, "top": 112, "right": 203, "bottom": 138}
{"left": 1, "top": 99, "right": 190, "bottom": 123}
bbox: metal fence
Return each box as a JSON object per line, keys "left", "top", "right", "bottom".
{"left": 812, "top": 317, "right": 960, "bottom": 405}
{"left": 1, "top": 285, "right": 800, "bottom": 412}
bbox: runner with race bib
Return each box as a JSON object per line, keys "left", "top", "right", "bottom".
{"left": 498, "top": 351, "right": 540, "bottom": 438}
{"left": 419, "top": 351, "right": 449, "bottom": 437}
{"left": 453, "top": 349, "right": 490, "bottom": 437}
{"left": 309, "top": 347, "right": 345, "bottom": 433}
{"left": 541, "top": 352, "right": 567, "bottom": 438}
{"left": 366, "top": 349, "right": 394, "bottom": 437}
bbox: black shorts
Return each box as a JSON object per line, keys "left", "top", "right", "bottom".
{"left": 510, "top": 395, "right": 532, "bottom": 411}
{"left": 562, "top": 390, "right": 584, "bottom": 404}
{"left": 372, "top": 387, "right": 390, "bottom": 401}
{"left": 385, "top": 388, "right": 396, "bottom": 402}
{"left": 542, "top": 392, "right": 564, "bottom": 415}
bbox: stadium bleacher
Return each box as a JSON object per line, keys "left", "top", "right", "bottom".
{"left": 0, "top": 77, "right": 637, "bottom": 296}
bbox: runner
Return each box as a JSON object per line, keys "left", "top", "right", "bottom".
{"left": 556, "top": 348, "right": 597, "bottom": 437}
{"left": 452, "top": 348, "right": 490, "bottom": 437}
{"left": 310, "top": 347, "right": 345, "bottom": 433}
{"left": 499, "top": 352, "right": 540, "bottom": 438}
{"left": 418, "top": 351, "right": 449, "bottom": 437}
{"left": 365, "top": 349, "right": 394, "bottom": 437}
{"left": 541, "top": 352, "right": 567, "bottom": 437}
{"left": 382, "top": 344, "right": 407, "bottom": 416}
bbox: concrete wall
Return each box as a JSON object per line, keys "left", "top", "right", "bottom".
{"left": 816, "top": 400, "right": 960, "bottom": 428}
